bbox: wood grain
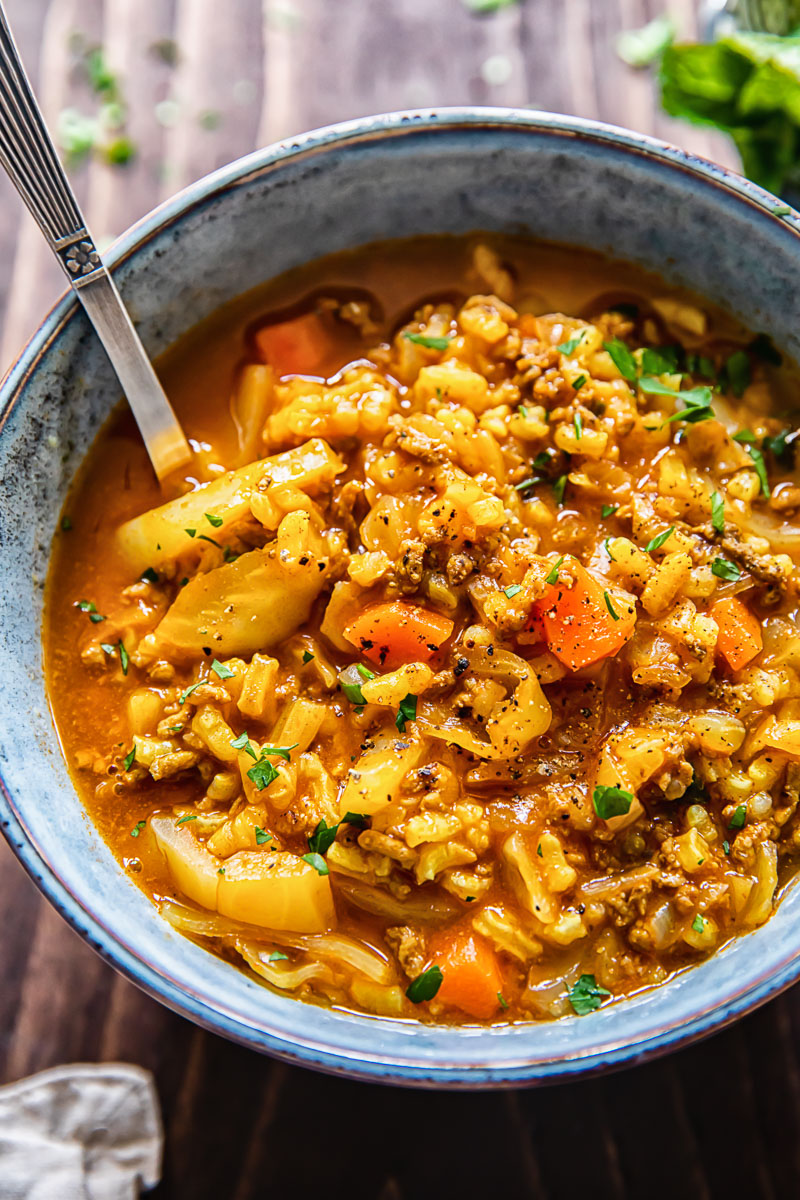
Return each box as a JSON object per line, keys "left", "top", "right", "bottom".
{"left": 0, "top": 2, "right": 788, "bottom": 1197}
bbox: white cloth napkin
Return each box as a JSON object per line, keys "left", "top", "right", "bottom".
{"left": 0, "top": 1063, "right": 162, "bottom": 1199}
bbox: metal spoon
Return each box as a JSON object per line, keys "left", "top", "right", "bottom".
{"left": 0, "top": 4, "right": 192, "bottom": 482}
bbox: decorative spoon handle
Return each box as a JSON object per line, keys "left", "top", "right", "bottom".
{"left": 0, "top": 4, "right": 191, "bottom": 481}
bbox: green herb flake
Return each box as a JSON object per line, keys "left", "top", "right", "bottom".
{"left": 255, "top": 826, "right": 273, "bottom": 845}
{"left": 729, "top": 804, "right": 747, "bottom": 830}
{"left": 61, "top": 516, "right": 73, "bottom": 531}
{"left": 763, "top": 430, "right": 794, "bottom": 465}
{"left": 141, "top": 567, "right": 159, "bottom": 584}
{"left": 176, "top": 814, "right": 197, "bottom": 826}
{"left": 645, "top": 525, "right": 675, "bottom": 554}
{"left": 123, "top": 746, "right": 136, "bottom": 771}
{"left": 545, "top": 555, "right": 565, "bottom": 585}
{"left": 184, "top": 528, "right": 196, "bottom": 537}
{"left": 218, "top": 867, "right": 225, "bottom": 876}
{"left": 746, "top": 445, "right": 770, "bottom": 497}
{"left": 641, "top": 345, "right": 680, "bottom": 375}
{"left": 396, "top": 693, "right": 418, "bottom": 733}
{"left": 725, "top": 350, "right": 751, "bottom": 398}
{"left": 119, "top": 641, "right": 129, "bottom": 675}
{"left": 552, "top": 474, "right": 567, "bottom": 506}
{"left": 772, "top": 203, "right": 792, "bottom": 217}
{"left": 514, "top": 476, "right": 543, "bottom": 493}
{"left": 691, "top": 914, "right": 706, "bottom": 933}
{"left": 711, "top": 556, "right": 741, "bottom": 581}
{"left": 406, "top": 965, "right": 443, "bottom": 1004}
{"left": 603, "top": 338, "right": 638, "bottom": 383}
{"left": 557, "top": 331, "right": 585, "bottom": 356}
{"left": 572, "top": 374, "right": 587, "bottom": 391}
{"left": 568, "top": 973, "right": 611, "bottom": 1016}
{"left": 497, "top": 992, "right": 510, "bottom": 1011}
{"left": 210, "top": 659, "right": 236, "bottom": 680}
{"left": 601, "top": 504, "right": 618, "bottom": 519}
{"left": 301, "top": 851, "right": 330, "bottom": 876}
{"left": 732, "top": 429, "right": 756, "bottom": 444}
{"left": 247, "top": 756, "right": 280, "bottom": 791}
{"left": 603, "top": 538, "right": 616, "bottom": 562}
{"left": 504, "top": 584, "right": 522, "bottom": 599}
{"left": 302, "top": 650, "right": 315, "bottom": 663}
{"left": 179, "top": 681, "right": 203, "bottom": 704}
{"left": 343, "top": 811, "right": 369, "bottom": 829}
{"left": 356, "top": 663, "right": 376, "bottom": 682}
{"left": 403, "top": 332, "right": 451, "bottom": 350}
{"left": 204, "top": 512, "right": 224, "bottom": 528}
{"left": 603, "top": 590, "right": 620, "bottom": 621}
{"left": 308, "top": 818, "right": 339, "bottom": 856}
{"left": 230, "top": 731, "right": 255, "bottom": 759}
{"left": 341, "top": 679, "right": 368, "bottom": 705}
{"left": 537, "top": 843, "right": 543, "bottom": 857}
{"left": 710, "top": 490, "right": 725, "bottom": 534}
{"left": 723, "top": 840, "right": 731, "bottom": 855}
{"left": 268, "top": 951, "right": 288, "bottom": 962}
{"left": 574, "top": 412, "right": 583, "bottom": 440}
{"left": 592, "top": 784, "right": 634, "bottom": 820}
{"left": 77, "top": 599, "right": 106, "bottom": 623}
{"left": 197, "top": 534, "right": 221, "bottom": 548}
{"left": 130, "top": 820, "right": 146, "bottom": 838}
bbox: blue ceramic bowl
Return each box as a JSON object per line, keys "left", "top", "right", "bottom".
{"left": 2, "top": 109, "right": 800, "bottom": 1088}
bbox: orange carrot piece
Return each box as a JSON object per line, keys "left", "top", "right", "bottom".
{"left": 429, "top": 927, "right": 503, "bottom": 1020}
{"left": 253, "top": 311, "right": 332, "bottom": 376}
{"left": 531, "top": 558, "right": 636, "bottom": 671}
{"left": 343, "top": 602, "right": 454, "bottom": 669}
{"left": 711, "top": 596, "right": 762, "bottom": 671}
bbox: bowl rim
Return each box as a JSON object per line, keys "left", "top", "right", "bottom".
{"left": 3, "top": 106, "right": 800, "bottom": 1088}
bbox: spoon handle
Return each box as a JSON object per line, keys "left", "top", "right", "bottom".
{"left": 0, "top": 5, "right": 191, "bottom": 481}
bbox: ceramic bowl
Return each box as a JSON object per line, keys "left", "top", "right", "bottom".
{"left": 2, "top": 109, "right": 800, "bottom": 1088}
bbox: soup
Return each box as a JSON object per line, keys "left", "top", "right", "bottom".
{"left": 45, "top": 235, "right": 800, "bottom": 1023}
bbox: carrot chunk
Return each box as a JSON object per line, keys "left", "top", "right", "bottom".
{"left": 429, "top": 927, "right": 503, "bottom": 1020}
{"left": 529, "top": 558, "right": 636, "bottom": 671}
{"left": 253, "top": 311, "right": 333, "bottom": 376}
{"left": 343, "top": 602, "right": 454, "bottom": 669}
{"left": 711, "top": 596, "right": 762, "bottom": 671}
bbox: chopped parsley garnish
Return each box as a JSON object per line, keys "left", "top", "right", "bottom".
{"left": 61, "top": 516, "right": 73, "bottom": 531}
{"left": 218, "top": 867, "right": 225, "bottom": 876}
{"left": 308, "top": 818, "right": 338, "bottom": 856}
{"left": 645, "top": 526, "right": 675, "bottom": 554}
{"left": 711, "top": 556, "right": 741, "bottom": 581}
{"left": 574, "top": 412, "right": 583, "bottom": 440}
{"left": 302, "top": 650, "right": 315, "bottom": 663}
{"left": 210, "top": 659, "right": 236, "bottom": 680}
{"left": 198, "top": 534, "right": 221, "bottom": 547}
{"left": 403, "top": 332, "right": 451, "bottom": 350}
{"left": 268, "top": 951, "right": 288, "bottom": 962}
{"left": 497, "top": 992, "right": 509, "bottom": 1011}
{"left": 545, "top": 555, "right": 565, "bottom": 585}
{"left": 204, "top": 512, "right": 224, "bottom": 528}
{"left": 725, "top": 350, "right": 751, "bottom": 398}
{"left": 552, "top": 474, "right": 567, "bottom": 505}
{"left": 141, "top": 567, "right": 159, "bottom": 584}
{"left": 723, "top": 840, "right": 731, "bottom": 855}
{"left": 179, "top": 681, "right": 203, "bottom": 704}
{"left": 77, "top": 599, "right": 105, "bottom": 623}
{"left": 519, "top": 405, "right": 530, "bottom": 418}
{"left": 691, "top": 914, "right": 706, "bottom": 933}
{"left": 176, "top": 814, "right": 197, "bottom": 826}
{"left": 603, "top": 338, "right": 638, "bottom": 383}
{"left": 729, "top": 804, "right": 747, "bottom": 829}
{"left": 603, "top": 537, "right": 616, "bottom": 561}
{"left": 184, "top": 528, "right": 196, "bottom": 537}
{"left": 593, "top": 784, "right": 634, "bottom": 820}
{"left": 641, "top": 345, "right": 679, "bottom": 375}
{"left": 763, "top": 429, "right": 794, "bottom": 466}
{"left": 601, "top": 504, "right": 618, "bottom": 518}
{"left": 710, "top": 490, "right": 725, "bottom": 534}
{"left": 255, "top": 826, "right": 272, "bottom": 845}
{"left": 396, "top": 693, "right": 418, "bottom": 733}
{"left": 746, "top": 445, "right": 770, "bottom": 497}
{"left": 231, "top": 732, "right": 259, "bottom": 762}
{"left": 515, "top": 476, "right": 543, "bottom": 493}
{"left": 123, "top": 746, "right": 136, "bottom": 770}
{"left": 557, "top": 331, "right": 585, "bottom": 356}
{"left": 342, "top": 811, "right": 369, "bottom": 829}
{"left": 603, "top": 591, "right": 620, "bottom": 621}
{"left": 567, "top": 973, "right": 610, "bottom": 1015}
{"left": 341, "top": 678, "right": 368, "bottom": 705}
{"left": 247, "top": 756, "right": 280, "bottom": 791}
{"left": 130, "top": 820, "right": 146, "bottom": 838}
{"left": 537, "top": 843, "right": 543, "bottom": 856}
{"left": 732, "top": 429, "right": 756, "bottom": 444}
{"left": 101, "top": 640, "right": 128, "bottom": 674}
{"left": 643, "top": 381, "right": 714, "bottom": 424}
{"left": 504, "top": 584, "right": 522, "bottom": 599}
{"left": 406, "top": 965, "right": 443, "bottom": 1004}
{"left": 572, "top": 374, "right": 587, "bottom": 391}
{"left": 772, "top": 203, "right": 792, "bottom": 217}
{"left": 301, "top": 851, "right": 330, "bottom": 876}
{"left": 356, "top": 663, "right": 375, "bottom": 681}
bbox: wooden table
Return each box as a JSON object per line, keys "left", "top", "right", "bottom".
{"left": 1, "top": 2, "right": 796, "bottom": 1196}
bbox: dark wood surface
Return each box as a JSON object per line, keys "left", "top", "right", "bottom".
{"left": 0, "top": 2, "right": 794, "bottom": 1197}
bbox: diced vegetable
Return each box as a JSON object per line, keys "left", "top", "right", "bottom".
{"left": 253, "top": 311, "right": 334, "bottom": 376}
{"left": 117, "top": 439, "right": 344, "bottom": 574}
{"left": 151, "top": 816, "right": 335, "bottom": 932}
{"left": 155, "top": 543, "right": 329, "bottom": 659}
{"left": 337, "top": 733, "right": 426, "bottom": 818}
{"left": 231, "top": 363, "right": 274, "bottom": 464}
{"left": 592, "top": 726, "right": 675, "bottom": 832}
{"left": 343, "top": 602, "right": 454, "bottom": 668}
{"left": 710, "top": 596, "right": 762, "bottom": 671}
{"left": 429, "top": 927, "right": 503, "bottom": 1020}
{"left": 529, "top": 558, "right": 636, "bottom": 670}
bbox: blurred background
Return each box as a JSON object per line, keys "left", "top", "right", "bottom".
{"left": 3, "top": 2, "right": 800, "bottom": 1198}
